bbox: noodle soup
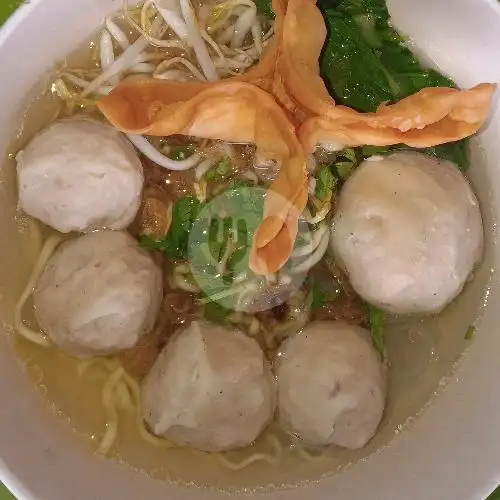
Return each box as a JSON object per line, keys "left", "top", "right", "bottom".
{"left": 2, "top": 0, "right": 496, "bottom": 493}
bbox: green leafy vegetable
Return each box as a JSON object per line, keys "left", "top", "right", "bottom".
{"left": 140, "top": 196, "right": 203, "bottom": 259}
{"left": 309, "top": 278, "right": 339, "bottom": 310}
{"left": 227, "top": 178, "right": 255, "bottom": 190}
{"left": 203, "top": 301, "right": 232, "bottom": 323}
{"left": 359, "top": 141, "right": 469, "bottom": 170}
{"left": 339, "top": 147, "right": 357, "bottom": 163}
{"left": 368, "top": 304, "right": 385, "bottom": 359}
{"left": 216, "top": 156, "right": 231, "bottom": 175}
{"left": 464, "top": 325, "right": 475, "bottom": 340}
{"left": 315, "top": 165, "right": 336, "bottom": 200}
{"left": 254, "top": 0, "right": 275, "bottom": 19}
{"left": 318, "top": 0, "right": 469, "bottom": 169}
{"left": 321, "top": 12, "right": 394, "bottom": 112}
{"left": 320, "top": 0, "right": 455, "bottom": 111}
{"left": 206, "top": 156, "right": 232, "bottom": 181}
{"left": 311, "top": 283, "right": 328, "bottom": 310}
{"left": 361, "top": 145, "right": 391, "bottom": 157}
{"left": 423, "top": 140, "right": 469, "bottom": 171}
{"left": 335, "top": 161, "right": 355, "bottom": 178}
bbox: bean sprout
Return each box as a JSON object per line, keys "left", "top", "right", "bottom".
{"left": 62, "top": 0, "right": 275, "bottom": 103}
{"left": 308, "top": 177, "right": 317, "bottom": 195}
{"left": 201, "top": 29, "right": 227, "bottom": 68}
{"left": 199, "top": 282, "right": 257, "bottom": 305}
{"left": 106, "top": 16, "right": 130, "bottom": 50}
{"left": 81, "top": 35, "right": 151, "bottom": 97}
{"left": 195, "top": 157, "right": 217, "bottom": 179}
{"left": 291, "top": 231, "right": 330, "bottom": 274}
{"left": 153, "top": 0, "right": 189, "bottom": 40}
{"left": 154, "top": 56, "right": 206, "bottom": 81}
{"left": 302, "top": 202, "right": 331, "bottom": 225}
{"left": 58, "top": 73, "right": 113, "bottom": 95}
{"left": 123, "top": 4, "right": 186, "bottom": 48}
{"left": 179, "top": 0, "right": 220, "bottom": 81}
{"left": 173, "top": 266, "right": 202, "bottom": 293}
{"left": 193, "top": 180, "right": 208, "bottom": 202}
{"left": 292, "top": 224, "right": 328, "bottom": 258}
{"left": 154, "top": 69, "right": 190, "bottom": 81}
{"left": 99, "top": 30, "right": 121, "bottom": 87}
{"left": 217, "top": 25, "right": 235, "bottom": 45}
{"left": 242, "top": 171, "right": 259, "bottom": 183}
{"left": 230, "top": 7, "right": 257, "bottom": 49}
{"left": 129, "top": 62, "right": 157, "bottom": 73}
{"left": 251, "top": 18, "right": 263, "bottom": 54}
{"left": 127, "top": 135, "right": 201, "bottom": 170}
{"left": 100, "top": 30, "right": 115, "bottom": 71}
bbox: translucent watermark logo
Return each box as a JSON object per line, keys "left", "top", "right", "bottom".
{"left": 186, "top": 184, "right": 318, "bottom": 313}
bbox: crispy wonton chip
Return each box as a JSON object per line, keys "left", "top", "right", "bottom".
{"left": 276, "top": 0, "right": 496, "bottom": 149}
{"left": 299, "top": 83, "right": 496, "bottom": 150}
{"left": 97, "top": 80, "right": 307, "bottom": 275}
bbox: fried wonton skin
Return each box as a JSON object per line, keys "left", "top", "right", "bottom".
{"left": 98, "top": 80, "right": 308, "bottom": 275}
{"left": 275, "top": 0, "right": 496, "bottom": 148}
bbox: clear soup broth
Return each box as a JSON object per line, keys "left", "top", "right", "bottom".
{"left": 0, "top": 4, "right": 494, "bottom": 493}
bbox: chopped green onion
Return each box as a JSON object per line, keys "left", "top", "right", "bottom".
{"left": 368, "top": 304, "right": 385, "bottom": 359}
{"left": 206, "top": 156, "right": 231, "bottom": 181}
{"left": 315, "top": 165, "right": 336, "bottom": 201}
{"left": 465, "top": 325, "right": 475, "bottom": 340}
{"left": 168, "top": 144, "right": 195, "bottom": 161}
{"left": 216, "top": 156, "right": 231, "bottom": 175}
{"left": 340, "top": 147, "right": 357, "bottom": 163}
{"left": 361, "top": 145, "right": 391, "bottom": 157}
{"left": 203, "top": 300, "right": 232, "bottom": 323}
{"left": 335, "top": 161, "right": 355, "bottom": 178}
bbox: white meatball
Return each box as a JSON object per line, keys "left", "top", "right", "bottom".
{"left": 142, "top": 320, "right": 276, "bottom": 452}
{"left": 331, "top": 152, "right": 483, "bottom": 314}
{"left": 16, "top": 118, "right": 143, "bottom": 233}
{"left": 277, "top": 321, "right": 386, "bottom": 449}
{"left": 34, "top": 231, "right": 162, "bottom": 357}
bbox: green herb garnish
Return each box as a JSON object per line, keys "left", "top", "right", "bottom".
{"left": 361, "top": 145, "right": 391, "bottom": 157}
{"left": 203, "top": 301, "right": 233, "bottom": 323}
{"left": 359, "top": 141, "right": 469, "bottom": 170}
{"left": 168, "top": 144, "right": 195, "bottom": 161}
{"left": 309, "top": 278, "right": 340, "bottom": 310}
{"left": 206, "top": 156, "right": 232, "bottom": 181}
{"left": 465, "top": 325, "right": 475, "bottom": 340}
{"left": 311, "top": 286, "right": 328, "bottom": 310}
{"left": 368, "top": 304, "right": 385, "bottom": 359}
{"left": 140, "top": 196, "right": 203, "bottom": 259}
{"left": 315, "top": 165, "right": 336, "bottom": 201}
{"left": 335, "top": 161, "right": 355, "bottom": 178}
{"left": 254, "top": 0, "right": 275, "bottom": 19}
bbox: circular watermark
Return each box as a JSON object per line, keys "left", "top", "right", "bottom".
{"left": 186, "top": 184, "right": 317, "bottom": 313}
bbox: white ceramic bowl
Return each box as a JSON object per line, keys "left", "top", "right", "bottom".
{"left": 1, "top": 0, "right": 500, "bottom": 499}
